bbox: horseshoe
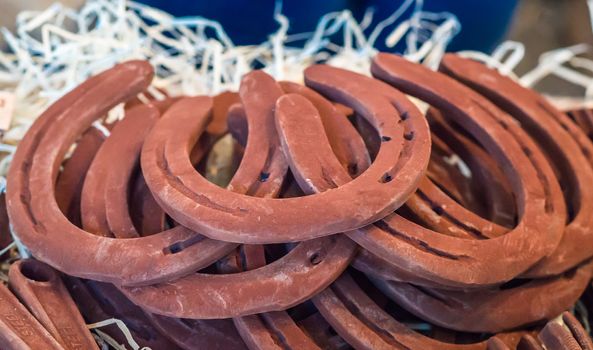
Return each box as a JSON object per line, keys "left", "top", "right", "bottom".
{"left": 427, "top": 108, "right": 517, "bottom": 228}
{"left": 293, "top": 61, "right": 562, "bottom": 288}
{"left": 55, "top": 126, "right": 107, "bottom": 227}
{"left": 8, "top": 259, "right": 99, "bottom": 350}
{"left": 6, "top": 61, "right": 223, "bottom": 286}
{"left": 0, "top": 282, "right": 63, "bottom": 350}
{"left": 54, "top": 121, "right": 238, "bottom": 350}
{"left": 140, "top": 70, "right": 429, "bottom": 244}
{"left": 566, "top": 108, "right": 593, "bottom": 139}
{"left": 345, "top": 53, "right": 565, "bottom": 288}
{"left": 53, "top": 122, "right": 189, "bottom": 350}
{"left": 312, "top": 272, "right": 518, "bottom": 350}
{"left": 440, "top": 53, "right": 593, "bottom": 277}
{"left": 4, "top": 61, "right": 253, "bottom": 287}
{"left": 272, "top": 78, "right": 528, "bottom": 348}
{"left": 79, "top": 101, "right": 236, "bottom": 274}
{"left": 369, "top": 260, "right": 593, "bottom": 333}
{"left": 231, "top": 82, "right": 370, "bottom": 350}
{"left": 538, "top": 312, "right": 593, "bottom": 350}
{"left": 118, "top": 71, "right": 356, "bottom": 318}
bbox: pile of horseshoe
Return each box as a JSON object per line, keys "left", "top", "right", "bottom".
{"left": 4, "top": 52, "right": 593, "bottom": 350}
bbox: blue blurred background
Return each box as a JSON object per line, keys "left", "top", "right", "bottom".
{"left": 138, "top": 0, "right": 519, "bottom": 53}
{"left": 4, "top": 0, "right": 593, "bottom": 95}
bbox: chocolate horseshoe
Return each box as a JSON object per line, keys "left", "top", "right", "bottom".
{"left": 80, "top": 101, "right": 236, "bottom": 274}
{"left": 231, "top": 81, "right": 371, "bottom": 350}
{"left": 346, "top": 53, "right": 565, "bottom": 288}
{"left": 427, "top": 108, "right": 516, "bottom": 228}
{"left": 538, "top": 312, "right": 593, "bottom": 350}
{"left": 313, "top": 272, "right": 517, "bottom": 350}
{"left": 55, "top": 126, "right": 107, "bottom": 228}
{"left": 8, "top": 259, "right": 99, "bottom": 349}
{"left": 5, "top": 61, "right": 248, "bottom": 287}
{"left": 370, "top": 260, "right": 593, "bottom": 333}
{"left": 440, "top": 53, "right": 593, "bottom": 277}
{"left": 0, "top": 282, "right": 63, "bottom": 350}
{"left": 115, "top": 71, "right": 356, "bottom": 318}
{"left": 140, "top": 67, "right": 429, "bottom": 243}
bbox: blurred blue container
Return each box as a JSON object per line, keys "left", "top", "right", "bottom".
{"left": 363, "top": 0, "right": 519, "bottom": 52}
{"left": 139, "top": 0, "right": 348, "bottom": 45}
{"left": 139, "top": 0, "right": 518, "bottom": 53}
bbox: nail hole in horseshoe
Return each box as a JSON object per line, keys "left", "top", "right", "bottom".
{"left": 20, "top": 260, "right": 54, "bottom": 283}
{"left": 404, "top": 132, "right": 414, "bottom": 141}
{"left": 163, "top": 234, "right": 206, "bottom": 255}
{"left": 380, "top": 173, "right": 393, "bottom": 183}
{"left": 259, "top": 172, "right": 270, "bottom": 182}
{"left": 432, "top": 205, "right": 444, "bottom": 216}
{"left": 309, "top": 252, "right": 322, "bottom": 265}
{"left": 400, "top": 111, "right": 409, "bottom": 121}
{"left": 167, "top": 243, "right": 183, "bottom": 254}
{"left": 347, "top": 163, "right": 359, "bottom": 176}
{"left": 381, "top": 136, "right": 392, "bottom": 142}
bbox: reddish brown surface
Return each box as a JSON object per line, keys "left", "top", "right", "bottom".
{"left": 5, "top": 56, "right": 593, "bottom": 349}
{"left": 8, "top": 259, "right": 98, "bottom": 349}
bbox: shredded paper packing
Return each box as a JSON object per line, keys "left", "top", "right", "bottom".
{"left": 0, "top": 0, "right": 591, "bottom": 151}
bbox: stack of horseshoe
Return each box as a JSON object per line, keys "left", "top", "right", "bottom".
{"left": 4, "top": 52, "right": 593, "bottom": 350}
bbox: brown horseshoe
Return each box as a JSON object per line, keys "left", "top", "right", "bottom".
{"left": 312, "top": 272, "right": 516, "bottom": 350}
{"left": 293, "top": 61, "right": 562, "bottom": 288}
{"left": 4, "top": 61, "right": 248, "bottom": 287}
{"left": 538, "top": 312, "right": 593, "bottom": 350}
{"left": 53, "top": 118, "right": 187, "bottom": 350}
{"left": 80, "top": 104, "right": 161, "bottom": 238}
{"left": 272, "top": 77, "right": 522, "bottom": 348}
{"left": 55, "top": 126, "right": 107, "bottom": 228}
{"left": 344, "top": 53, "right": 565, "bottom": 288}
{"left": 8, "top": 259, "right": 99, "bottom": 349}
{"left": 54, "top": 130, "right": 192, "bottom": 350}
{"left": 140, "top": 69, "right": 429, "bottom": 243}
{"left": 231, "top": 81, "right": 370, "bottom": 350}
{"left": 118, "top": 71, "right": 356, "bottom": 318}
{"left": 440, "top": 53, "right": 593, "bottom": 277}
{"left": 0, "top": 282, "right": 63, "bottom": 349}
{"left": 369, "top": 260, "right": 593, "bottom": 333}
{"left": 427, "top": 108, "right": 517, "bottom": 228}
{"left": 80, "top": 101, "right": 236, "bottom": 274}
